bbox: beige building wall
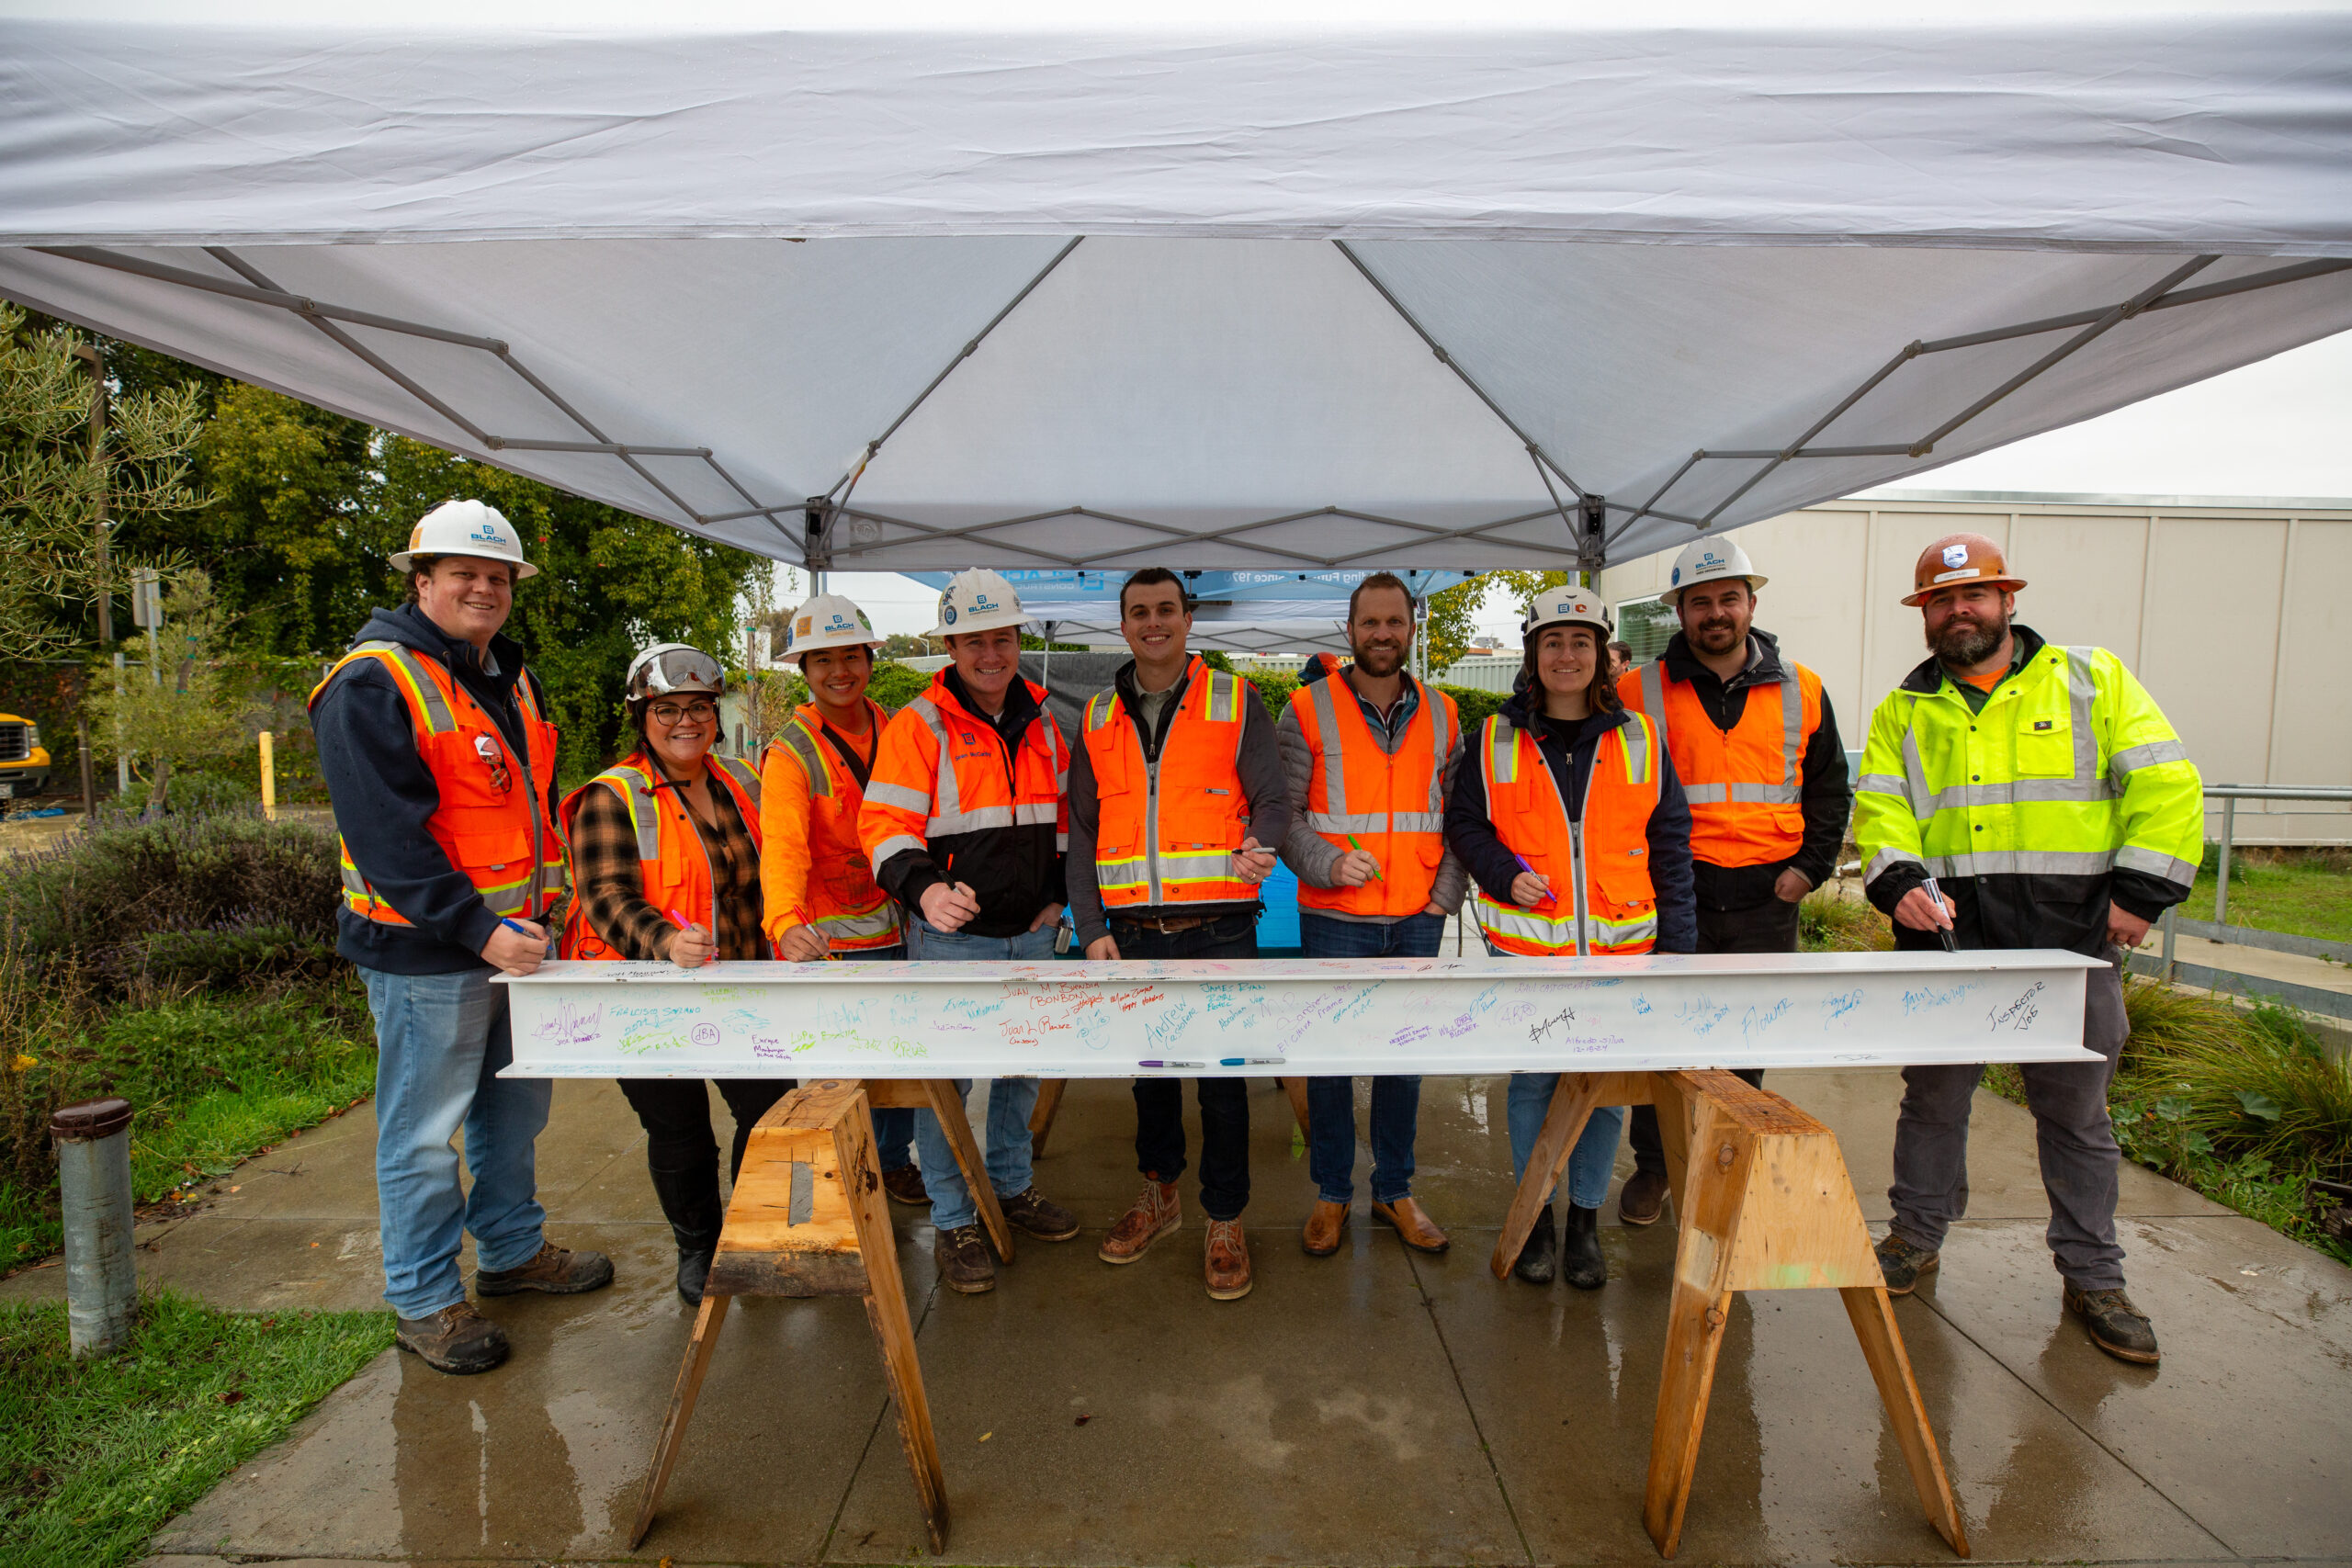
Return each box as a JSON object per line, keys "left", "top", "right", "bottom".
{"left": 1598, "top": 493, "right": 2352, "bottom": 846}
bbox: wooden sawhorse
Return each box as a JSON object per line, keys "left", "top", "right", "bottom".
{"left": 1491, "top": 1069, "right": 1969, "bottom": 1561}
{"left": 629, "top": 1077, "right": 1012, "bottom": 1552}
{"left": 1025, "top": 1077, "right": 1313, "bottom": 1162}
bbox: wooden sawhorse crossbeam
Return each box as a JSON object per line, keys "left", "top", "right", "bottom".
{"left": 629, "top": 1077, "right": 1011, "bottom": 1553}
{"left": 1491, "top": 1068, "right": 1970, "bottom": 1561}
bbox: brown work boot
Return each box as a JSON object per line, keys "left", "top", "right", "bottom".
{"left": 1302, "top": 1198, "right": 1348, "bottom": 1257}
{"left": 934, "top": 1224, "right": 996, "bottom": 1294}
{"left": 2064, "top": 1283, "right": 2161, "bottom": 1365}
{"left": 1204, "top": 1218, "right": 1253, "bottom": 1301}
{"left": 1001, "top": 1186, "right": 1080, "bottom": 1241}
{"left": 1372, "top": 1195, "right": 1450, "bottom": 1253}
{"left": 395, "top": 1302, "right": 509, "bottom": 1375}
{"left": 1100, "top": 1177, "right": 1182, "bottom": 1264}
{"left": 883, "top": 1164, "right": 930, "bottom": 1206}
{"left": 1618, "top": 1168, "right": 1670, "bottom": 1227}
{"left": 1874, "top": 1232, "right": 1940, "bottom": 1295}
{"left": 474, "top": 1240, "right": 615, "bottom": 1297}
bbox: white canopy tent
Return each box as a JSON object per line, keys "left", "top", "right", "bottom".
{"left": 3, "top": 12, "right": 2349, "bottom": 575}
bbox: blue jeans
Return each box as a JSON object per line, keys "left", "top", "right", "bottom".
{"left": 910, "top": 920, "right": 1054, "bottom": 1230}
{"left": 1301, "top": 911, "right": 1443, "bottom": 1204}
{"left": 361, "top": 965, "right": 552, "bottom": 1318}
{"left": 842, "top": 943, "right": 915, "bottom": 1169}
{"left": 1507, "top": 1075, "right": 1627, "bottom": 1212}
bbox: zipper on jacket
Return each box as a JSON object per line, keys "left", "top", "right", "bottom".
{"left": 1144, "top": 752, "right": 1163, "bottom": 906}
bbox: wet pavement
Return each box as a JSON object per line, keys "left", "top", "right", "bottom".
{"left": 7, "top": 1070, "right": 2344, "bottom": 1567}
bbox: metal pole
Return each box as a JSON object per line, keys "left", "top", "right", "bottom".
{"left": 51, "top": 1098, "right": 137, "bottom": 1357}
{"left": 258, "top": 730, "right": 276, "bottom": 821}
{"left": 112, "top": 650, "right": 129, "bottom": 795}
{"left": 2215, "top": 796, "right": 2235, "bottom": 930}
{"left": 76, "top": 717, "right": 95, "bottom": 818}
{"left": 2161, "top": 904, "right": 2177, "bottom": 983}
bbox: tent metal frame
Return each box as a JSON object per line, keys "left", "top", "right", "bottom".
{"left": 36, "top": 241, "right": 2350, "bottom": 573}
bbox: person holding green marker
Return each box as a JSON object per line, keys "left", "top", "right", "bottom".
{"left": 1277, "top": 572, "right": 1466, "bottom": 1258}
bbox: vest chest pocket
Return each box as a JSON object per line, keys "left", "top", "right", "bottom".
{"left": 1589, "top": 850, "right": 1657, "bottom": 915}
{"left": 1161, "top": 786, "right": 1243, "bottom": 852}
{"left": 2013, "top": 698, "right": 2075, "bottom": 779}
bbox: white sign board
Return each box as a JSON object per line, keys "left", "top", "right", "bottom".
{"left": 499, "top": 951, "right": 2102, "bottom": 1079}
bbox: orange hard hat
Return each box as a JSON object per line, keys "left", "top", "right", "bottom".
{"left": 1902, "top": 532, "right": 2027, "bottom": 607}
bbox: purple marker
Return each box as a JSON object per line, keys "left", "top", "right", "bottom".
{"left": 1512, "top": 853, "right": 1555, "bottom": 906}
{"left": 1137, "top": 1060, "right": 1205, "bottom": 1069}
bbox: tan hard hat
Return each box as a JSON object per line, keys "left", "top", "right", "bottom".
{"left": 1902, "top": 532, "right": 2026, "bottom": 607}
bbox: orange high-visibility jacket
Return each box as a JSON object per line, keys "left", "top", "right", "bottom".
{"left": 555, "top": 752, "right": 763, "bottom": 961}
{"left": 859, "top": 673, "right": 1069, "bottom": 909}
{"left": 307, "top": 640, "right": 563, "bottom": 927}
{"left": 1471, "top": 710, "right": 1663, "bottom": 955}
{"left": 1080, "top": 657, "right": 1253, "bottom": 910}
{"left": 759, "top": 700, "right": 902, "bottom": 952}
{"left": 1620, "top": 658, "right": 1823, "bottom": 868}
{"left": 1287, "top": 674, "right": 1459, "bottom": 919}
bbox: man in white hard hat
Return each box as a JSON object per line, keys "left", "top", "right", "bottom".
{"left": 861, "top": 570, "right": 1080, "bottom": 1294}
{"left": 1067, "top": 566, "right": 1290, "bottom": 1301}
{"left": 309, "top": 499, "right": 612, "bottom": 1377}
{"left": 1612, "top": 536, "right": 1850, "bottom": 1227}
{"left": 761, "top": 592, "right": 925, "bottom": 1204}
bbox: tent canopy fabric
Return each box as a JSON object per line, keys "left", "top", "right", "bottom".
{"left": 4, "top": 16, "right": 2349, "bottom": 573}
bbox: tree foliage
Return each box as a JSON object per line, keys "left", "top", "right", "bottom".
{"left": 0, "top": 305, "right": 205, "bottom": 660}
{"left": 82, "top": 570, "right": 250, "bottom": 793}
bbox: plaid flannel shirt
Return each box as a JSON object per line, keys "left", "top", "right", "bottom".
{"left": 571, "top": 772, "right": 766, "bottom": 962}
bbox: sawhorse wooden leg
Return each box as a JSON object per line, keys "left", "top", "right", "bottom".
{"left": 1489, "top": 1072, "right": 1654, "bottom": 1279}
{"left": 865, "top": 1077, "right": 1015, "bottom": 1263}
{"left": 1027, "top": 1078, "right": 1067, "bottom": 1160}
{"left": 630, "top": 1079, "right": 952, "bottom": 1553}
{"left": 1640, "top": 1070, "right": 1966, "bottom": 1561}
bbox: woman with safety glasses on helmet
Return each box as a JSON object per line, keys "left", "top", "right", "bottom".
{"left": 558, "top": 643, "right": 788, "bottom": 1304}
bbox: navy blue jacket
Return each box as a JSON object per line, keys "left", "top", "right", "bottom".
{"left": 310, "top": 604, "right": 560, "bottom": 975}
{"left": 1443, "top": 689, "right": 1698, "bottom": 954}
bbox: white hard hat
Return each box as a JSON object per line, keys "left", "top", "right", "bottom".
{"left": 388, "top": 498, "right": 537, "bottom": 581}
{"left": 1661, "top": 536, "right": 1765, "bottom": 606}
{"left": 783, "top": 592, "right": 880, "bottom": 659}
{"left": 932, "top": 569, "right": 1027, "bottom": 637}
{"left": 626, "top": 643, "right": 726, "bottom": 703}
{"left": 1522, "top": 587, "right": 1613, "bottom": 641}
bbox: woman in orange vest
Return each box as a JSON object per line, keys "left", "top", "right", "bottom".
{"left": 560, "top": 644, "right": 787, "bottom": 1305}
{"left": 1444, "top": 591, "right": 1696, "bottom": 1290}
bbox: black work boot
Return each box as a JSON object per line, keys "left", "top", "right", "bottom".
{"left": 395, "top": 1302, "right": 509, "bottom": 1375}
{"left": 1875, "top": 1232, "right": 1941, "bottom": 1295}
{"left": 2064, "top": 1283, "right": 2160, "bottom": 1365}
{"left": 1561, "top": 1202, "right": 1608, "bottom": 1291}
{"left": 648, "top": 1159, "right": 725, "bottom": 1306}
{"left": 1513, "top": 1206, "right": 1558, "bottom": 1285}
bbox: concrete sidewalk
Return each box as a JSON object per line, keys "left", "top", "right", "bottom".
{"left": 7, "top": 1070, "right": 2346, "bottom": 1568}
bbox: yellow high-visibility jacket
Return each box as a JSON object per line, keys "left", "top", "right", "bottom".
{"left": 1853, "top": 626, "right": 2201, "bottom": 954}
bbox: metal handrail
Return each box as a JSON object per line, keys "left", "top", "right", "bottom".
{"left": 2201, "top": 784, "right": 2352, "bottom": 929}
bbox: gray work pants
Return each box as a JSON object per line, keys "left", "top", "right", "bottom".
{"left": 1887, "top": 951, "right": 2131, "bottom": 1290}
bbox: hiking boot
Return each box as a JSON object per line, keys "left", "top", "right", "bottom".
{"left": 1561, "top": 1203, "right": 1608, "bottom": 1291}
{"left": 2064, "top": 1283, "right": 2161, "bottom": 1365}
{"left": 1001, "top": 1187, "right": 1080, "bottom": 1241}
{"left": 1513, "top": 1206, "right": 1558, "bottom": 1285}
{"left": 1100, "top": 1177, "right": 1182, "bottom": 1264}
{"left": 1204, "top": 1218, "right": 1253, "bottom": 1301}
{"left": 883, "top": 1164, "right": 930, "bottom": 1206}
{"left": 1874, "top": 1232, "right": 1940, "bottom": 1295}
{"left": 675, "top": 1247, "right": 716, "bottom": 1307}
{"left": 934, "top": 1224, "right": 997, "bottom": 1294}
{"left": 395, "top": 1302, "right": 509, "bottom": 1375}
{"left": 1371, "top": 1195, "right": 1450, "bottom": 1253}
{"left": 475, "top": 1240, "right": 616, "bottom": 1297}
{"left": 1618, "top": 1168, "right": 1669, "bottom": 1227}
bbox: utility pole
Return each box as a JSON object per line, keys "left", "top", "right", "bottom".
{"left": 70, "top": 343, "right": 111, "bottom": 646}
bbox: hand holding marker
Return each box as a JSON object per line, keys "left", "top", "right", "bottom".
{"left": 1512, "top": 852, "right": 1554, "bottom": 907}
{"left": 1345, "top": 834, "right": 1385, "bottom": 883}
{"left": 1921, "top": 876, "right": 1958, "bottom": 953}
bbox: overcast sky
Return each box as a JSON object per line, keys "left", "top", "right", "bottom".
{"left": 813, "top": 325, "right": 2352, "bottom": 641}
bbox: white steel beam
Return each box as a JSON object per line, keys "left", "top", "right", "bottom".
{"left": 499, "top": 950, "right": 2101, "bottom": 1080}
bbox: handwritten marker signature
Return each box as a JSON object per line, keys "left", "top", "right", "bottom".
{"left": 1988, "top": 980, "right": 2046, "bottom": 1032}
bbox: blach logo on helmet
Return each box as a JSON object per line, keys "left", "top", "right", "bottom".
{"left": 1696, "top": 551, "right": 1724, "bottom": 571}
{"left": 973, "top": 593, "right": 998, "bottom": 612}
{"left": 1942, "top": 543, "right": 1971, "bottom": 570}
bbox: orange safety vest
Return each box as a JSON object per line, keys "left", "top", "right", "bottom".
{"left": 1621, "top": 657, "right": 1823, "bottom": 868}
{"left": 1288, "top": 673, "right": 1458, "bottom": 919}
{"left": 555, "top": 752, "right": 764, "bottom": 961}
{"left": 306, "top": 640, "right": 563, "bottom": 928}
{"left": 1472, "top": 710, "right": 1663, "bottom": 956}
{"left": 1080, "top": 658, "right": 1254, "bottom": 910}
{"left": 759, "top": 701, "right": 902, "bottom": 952}
{"left": 859, "top": 672, "right": 1069, "bottom": 872}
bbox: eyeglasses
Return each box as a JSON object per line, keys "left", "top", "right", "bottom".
{"left": 648, "top": 700, "right": 719, "bottom": 726}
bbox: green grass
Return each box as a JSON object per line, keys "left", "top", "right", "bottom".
{"left": 1, "top": 987, "right": 377, "bottom": 1270}
{"left": 2187, "top": 845, "right": 2352, "bottom": 945}
{"left": 0, "top": 1290, "right": 392, "bottom": 1568}
{"left": 1799, "top": 887, "right": 1895, "bottom": 953}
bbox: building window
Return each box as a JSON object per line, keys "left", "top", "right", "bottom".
{"left": 1617, "top": 594, "right": 1676, "bottom": 664}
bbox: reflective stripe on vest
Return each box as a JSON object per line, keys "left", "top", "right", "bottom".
{"left": 1294, "top": 674, "right": 1455, "bottom": 917}
{"left": 863, "top": 677, "right": 1069, "bottom": 874}
{"left": 556, "top": 752, "right": 766, "bottom": 960}
{"left": 310, "top": 641, "right": 563, "bottom": 926}
{"left": 1472, "top": 711, "right": 1661, "bottom": 957}
{"left": 1632, "top": 655, "right": 1818, "bottom": 865}
{"left": 1082, "top": 660, "right": 1253, "bottom": 909}
{"left": 765, "top": 705, "right": 902, "bottom": 949}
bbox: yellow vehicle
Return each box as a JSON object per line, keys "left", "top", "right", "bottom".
{"left": 0, "top": 712, "right": 53, "bottom": 803}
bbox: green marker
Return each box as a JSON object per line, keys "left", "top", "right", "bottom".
{"left": 1345, "top": 834, "right": 1386, "bottom": 882}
